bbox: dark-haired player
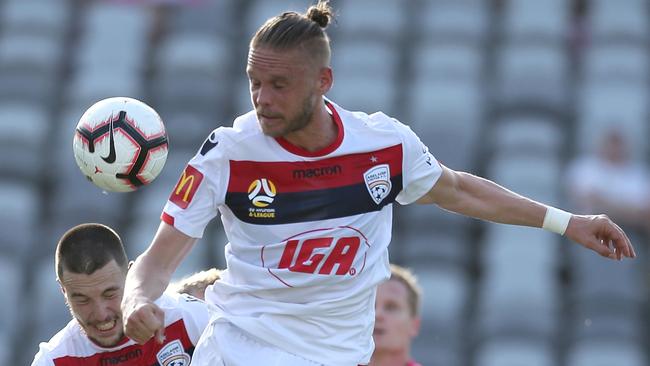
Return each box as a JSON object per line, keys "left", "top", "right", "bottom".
{"left": 32, "top": 223, "right": 209, "bottom": 365}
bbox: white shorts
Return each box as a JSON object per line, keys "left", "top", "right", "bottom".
{"left": 190, "top": 320, "right": 324, "bottom": 366}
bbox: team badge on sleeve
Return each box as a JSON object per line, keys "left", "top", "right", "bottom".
{"left": 170, "top": 165, "right": 203, "bottom": 209}
{"left": 364, "top": 164, "right": 392, "bottom": 204}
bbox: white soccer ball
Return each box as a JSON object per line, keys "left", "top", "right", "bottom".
{"left": 72, "top": 97, "right": 169, "bottom": 192}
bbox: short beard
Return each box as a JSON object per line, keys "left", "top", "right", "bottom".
{"left": 263, "top": 93, "right": 316, "bottom": 138}
{"left": 67, "top": 303, "right": 124, "bottom": 348}
{"left": 286, "top": 93, "right": 316, "bottom": 134}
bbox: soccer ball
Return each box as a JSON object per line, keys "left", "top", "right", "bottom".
{"left": 73, "top": 97, "right": 169, "bottom": 192}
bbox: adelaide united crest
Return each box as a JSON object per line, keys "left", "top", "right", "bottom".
{"left": 363, "top": 164, "right": 391, "bottom": 204}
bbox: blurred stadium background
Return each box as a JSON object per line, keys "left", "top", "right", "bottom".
{"left": 1, "top": 0, "right": 648, "bottom": 365}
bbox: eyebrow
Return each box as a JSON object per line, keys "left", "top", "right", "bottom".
{"left": 69, "top": 286, "right": 120, "bottom": 299}
{"left": 102, "top": 286, "right": 120, "bottom": 294}
{"left": 246, "top": 70, "right": 290, "bottom": 82}
{"left": 271, "top": 76, "right": 289, "bottom": 83}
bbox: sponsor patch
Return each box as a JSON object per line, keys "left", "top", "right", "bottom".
{"left": 170, "top": 165, "right": 203, "bottom": 209}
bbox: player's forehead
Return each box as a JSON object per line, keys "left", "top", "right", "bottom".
{"left": 377, "top": 279, "right": 409, "bottom": 303}
{"left": 61, "top": 260, "right": 125, "bottom": 295}
{"left": 246, "top": 46, "right": 308, "bottom": 78}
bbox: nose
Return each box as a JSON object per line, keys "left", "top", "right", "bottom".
{"left": 253, "top": 85, "right": 272, "bottom": 108}
{"left": 92, "top": 301, "right": 112, "bottom": 322}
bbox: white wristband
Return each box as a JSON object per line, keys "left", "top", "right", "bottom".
{"left": 542, "top": 206, "right": 572, "bottom": 235}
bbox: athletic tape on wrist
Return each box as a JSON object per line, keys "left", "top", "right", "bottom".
{"left": 542, "top": 206, "right": 572, "bottom": 235}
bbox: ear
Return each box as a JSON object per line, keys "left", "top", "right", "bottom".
{"left": 318, "top": 67, "right": 333, "bottom": 95}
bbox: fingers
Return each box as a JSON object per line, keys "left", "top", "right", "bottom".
{"left": 153, "top": 306, "right": 166, "bottom": 344}
{"left": 154, "top": 327, "right": 166, "bottom": 344}
{"left": 602, "top": 218, "right": 636, "bottom": 259}
{"left": 558, "top": 214, "right": 635, "bottom": 261}
{"left": 124, "top": 303, "right": 165, "bottom": 345}
{"left": 586, "top": 237, "right": 615, "bottom": 259}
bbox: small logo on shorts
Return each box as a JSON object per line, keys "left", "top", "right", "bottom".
{"left": 364, "top": 164, "right": 391, "bottom": 204}
{"left": 156, "top": 340, "right": 191, "bottom": 366}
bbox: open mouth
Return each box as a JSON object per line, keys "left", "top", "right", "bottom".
{"left": 95, "top": 319, "right": 117, "bottom": 333}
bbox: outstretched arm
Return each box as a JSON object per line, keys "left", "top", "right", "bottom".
{"left": 121, "top": 221, "right": 197, "bottom": 344}
{"left": 418, "top": 164, "right": 636, "bottom": 260}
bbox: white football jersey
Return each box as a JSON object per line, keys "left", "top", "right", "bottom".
{"left": 162, "top": 100, "right": 441, "bottom": 365}
{"left": 31, "top": 292, "right": 209, "bottom": 366}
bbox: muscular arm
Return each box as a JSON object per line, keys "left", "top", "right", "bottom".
{"left": 122, "top": 221, "right": 198, "bottom": 343}
{"left": 418, "top": 164, "right": 635, "bottom": 259}
{"left": 417, "top": 164, "right": 547, "bottom": 227}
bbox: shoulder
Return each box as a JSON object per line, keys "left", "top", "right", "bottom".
{"left": 33, "top": 321, "right": 84, "bottom": 363}
{"left": 157, "top": 292, "right": 209, "bottom": 316}
{"left": 196, "top": 111, "right": 265, "bottom": 159}
{"left": 333, "top": 101, "right": 415, "bottom": 137}
{"left": 156, "top": 292, "right": 210, "bottom": 343}
{"left": 566, "top": 156, "right": 600, "bottom": 176}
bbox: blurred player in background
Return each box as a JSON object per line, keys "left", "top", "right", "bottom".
{"left": 370, "top": 265, "right": 422, "bottom": 366}
{"left": 121, "top": 1, "right": 635, "bottom": 365}
{"left": 31, "top": 223, "right": 209, "bottom": 366}
{"left": 168, "top": 267, "right": 222, "bottom": 300}
{"left": 566, "top": 128, "right": 650, "bottom": 236}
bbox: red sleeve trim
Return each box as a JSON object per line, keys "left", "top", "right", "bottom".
{"left": 161, "top": 212, "right": 175, "bottom": 226}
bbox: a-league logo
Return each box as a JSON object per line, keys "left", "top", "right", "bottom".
{"left": 248, "top": 178, "right": 277, "bottom": 207}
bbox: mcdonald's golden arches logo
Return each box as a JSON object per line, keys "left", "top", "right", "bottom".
{"left": 170, "top": 164, "right": 203, "bottom": 209}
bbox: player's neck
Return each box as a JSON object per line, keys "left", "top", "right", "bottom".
{"left": 282, "top": 102, "right": 337, "bottom": 153}
{"left": 368, "top": 349, "right": 410, "bottom": 366}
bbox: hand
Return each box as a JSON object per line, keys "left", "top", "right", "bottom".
{"left": 122, "top": 295, "right": 166, "bottom": 345}
{"left": 565, "top": 214, "right": 637, "bottom": 260}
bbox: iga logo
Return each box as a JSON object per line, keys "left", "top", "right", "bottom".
{"left": 263, "top": 227, "right": 370, "bottom": 286}
{"left": 279, "top": 236, "right": 360, "bottom": 275}
{"left": 364, "top": 164, "right": 391, "bottom": 204}
{"left": 248, "top": 178, "right": 277, "bottom": 207}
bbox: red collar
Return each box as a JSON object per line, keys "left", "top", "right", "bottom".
{"left": 274, "top": 101, "right": 344, "bottom": 157}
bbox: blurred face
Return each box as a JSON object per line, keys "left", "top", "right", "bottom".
{"left": 246, "top": 46, "right": 322, "bottom": 138}
{"left": 601, "top": 131, "right": 627, "bottom": 164}
{"left": 60, "top": 260, "right": 126, "bottom": 347}
{"left": 373, "top": 279, "right": 420, "bottom": 353}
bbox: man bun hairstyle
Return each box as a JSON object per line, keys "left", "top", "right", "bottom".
{"left": 56, "top": 223, "right": 128, "bottom": 280}
{"left": 251, "top": 0, "right": 334, "bottom": 67}
{"left": 306, "top": 0, "right": 333, "bottom": 28}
